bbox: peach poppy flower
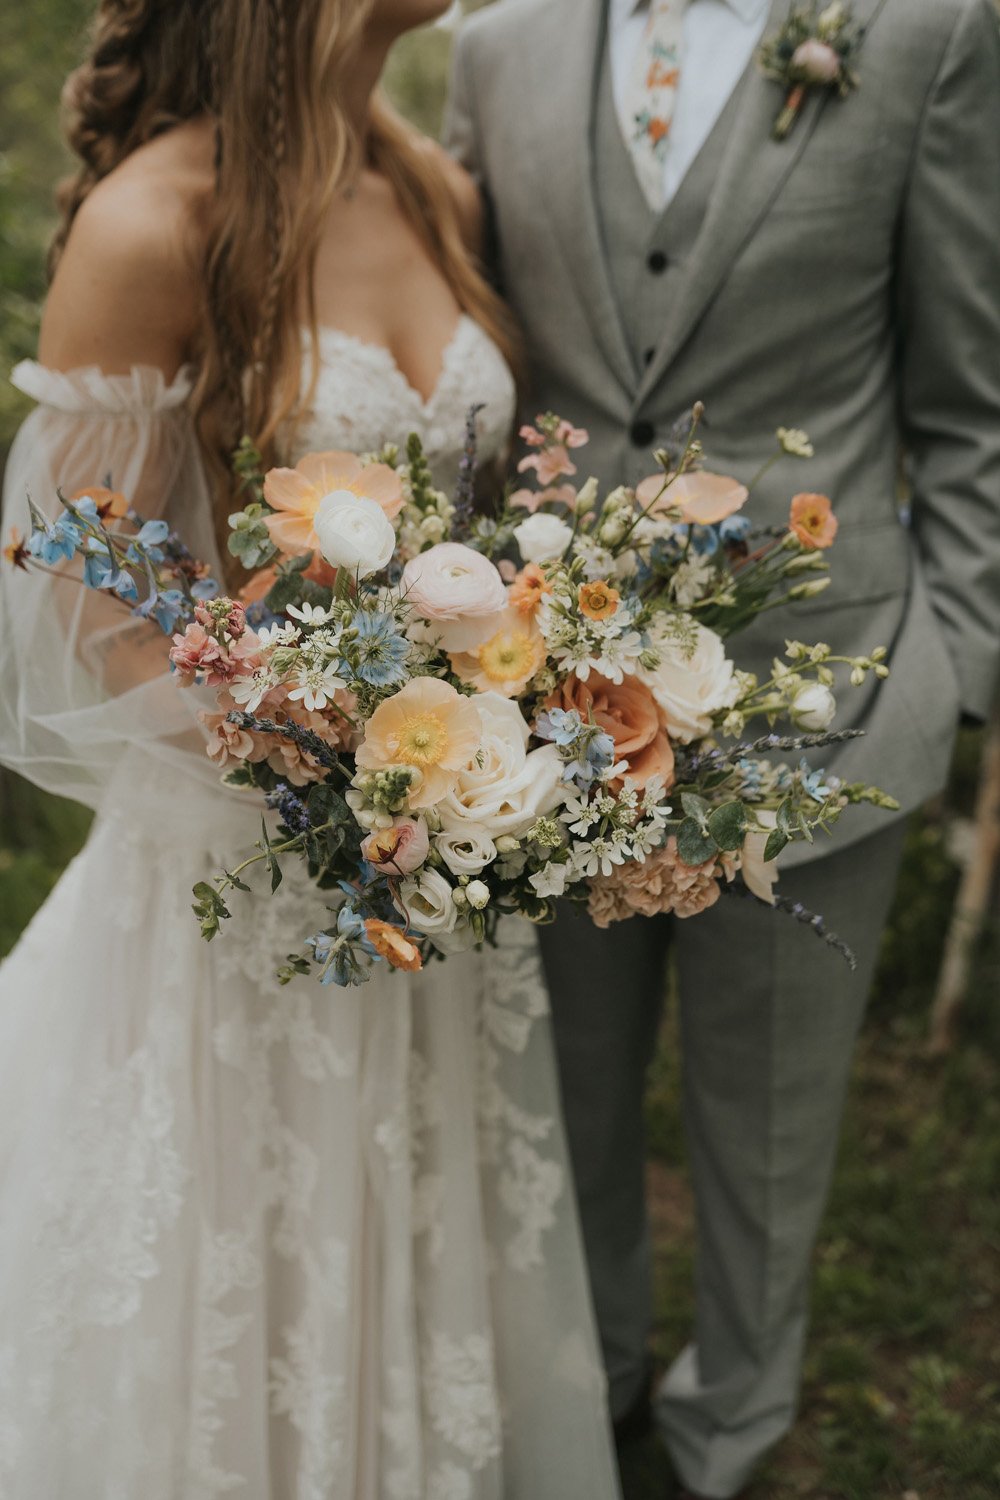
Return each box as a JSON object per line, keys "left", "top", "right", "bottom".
{"left": 789, "top": 493, "right": 839, "bottom": 550}
{"left": 578, "top": 580, "right": 620, "bottom": 622}
{"left": 364, "top": 919, "right": 424, "bottom": 973}
{"left": 356, "top": 676, "right": 482, "bottom": 810}
{"left": 636, "top": 470, "right": 749, "bottom": 527}
{"left": 546, "top": 673, "right": 675, "bottom": 790}
{"left": 450, "top": 606, "right": 546, "bottom": 698}
{"left": 263, "top": 451, "right": 404, "bottom": 558}
{"left": 509, "top": 564, "right": 552, "bottom": 616}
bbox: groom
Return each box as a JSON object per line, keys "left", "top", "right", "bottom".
{"left": 446, "top": 0, "right": 1000, "bottom": 1495}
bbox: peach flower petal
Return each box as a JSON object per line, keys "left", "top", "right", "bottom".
{"left": 637, "top": 470, "right": 749, "bottom": 527}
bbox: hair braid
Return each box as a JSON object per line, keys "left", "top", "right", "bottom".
{"left": 250, "top": 0, "right": 290, "bottom": 421}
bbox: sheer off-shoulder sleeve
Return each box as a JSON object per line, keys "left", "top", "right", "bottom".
{"left": 0, "top": 361, "right": 225, "bottom": 810}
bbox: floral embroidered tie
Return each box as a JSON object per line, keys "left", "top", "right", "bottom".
{"left": 619, "top": 0, "right": 688, "bottom": 212}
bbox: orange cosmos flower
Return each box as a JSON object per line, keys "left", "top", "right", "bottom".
{"left": 789, "top": 493, "right": 838, "bottom": 550}
{"left": 578, "top": 579, "right": 620, "bottom": 621}
{"left": 509, "top": 563, "right": 552, "bottom": 616}
{"left": 356, "top": 676, "right": 481, "bottom": 809}
{"left": 3, "top": 528, "right": 29, "bottom": 571}
{"left": 263, "top": 450, "right": 404, "bottom": 558}
{"left": 364, "top": 919, "right": 424, "bottom": 973}
{"left": 450, "top": 606, "right": 545, "bottom": 697}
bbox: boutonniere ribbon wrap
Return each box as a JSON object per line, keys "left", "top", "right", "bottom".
{"left": 758, "top": 2, "right": 864, "bottom": 141}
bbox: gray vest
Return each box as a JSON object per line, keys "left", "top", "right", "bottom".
{"left": 592, "top": 32, "right": 742, "bottom": 382}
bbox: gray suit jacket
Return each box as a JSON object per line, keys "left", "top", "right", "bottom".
{"left": 446, "top": 0, "right": 1000, "bottom": 858}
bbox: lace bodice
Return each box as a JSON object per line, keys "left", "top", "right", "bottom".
{"left": 293, "top": 315, "right": 517, "bottom": 486}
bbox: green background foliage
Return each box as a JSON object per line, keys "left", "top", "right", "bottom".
{"left": 1, "top": 5, "right": 997, "bottom": 1496}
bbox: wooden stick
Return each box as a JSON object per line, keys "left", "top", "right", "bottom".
{"left": 928, "top": 703, "right": 1000, "bottom": 1055}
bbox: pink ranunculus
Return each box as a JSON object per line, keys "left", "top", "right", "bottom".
{"left": 401, "top": 541, "right": 508, "bottom": 652}
{"left": 792, "top": 39, "right": 842, "bottom": 84}
{"left": 361, "top": 817, "right": 431, "bottom": 876}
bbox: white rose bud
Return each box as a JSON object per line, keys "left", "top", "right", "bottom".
{"left": 314, "top": 489, "right": 396, "bottom": 578}
{"left": 789, "top": 681, "right": 836, "bottom": 731}
{"left": 465, "top": 880, "right": 491, "bottom": 910}
{"left": 495, "top": 835, "right": 520, "bottom": 854}
{"left": 513, "top": 512, "right": 574, "bottom": 565}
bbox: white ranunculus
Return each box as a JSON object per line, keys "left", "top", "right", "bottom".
{"left": 436, "top": 692, "right": 565, "bottom": 842}
{"left": 513, "top": 512, "right": 574, "bottom": 565}
{"left": 789, "top": 681, "right": 836, "bottom": 732}
{"left": 397, "top": 869, "right": 458, "bottom": 938}
{"left": 435, "top": 826, "right": 498, "bottom": 877}
{"left": 638, "top": 621, "right": 739, "bottom": 744}
{"left": 314, "top": 489, "right": 396, "bottom": 578}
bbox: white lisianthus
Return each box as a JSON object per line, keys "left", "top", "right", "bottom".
{"left": 314, "top": 489, "right": 396, "bottom": 578}
{"left": 788, "top": 681, "right": 836, "bottom": 731}
{"left": 638, "top": 621, "right": 739, "bottom": 744}
{"left": 529, "top": 861, "right": 570, "bottom": 899}
{"left": 436, "top": 693, "right": 566, "bottom": 842}
{"left": 513, "top": 512, "right": 574, "bottom": 565}
{"left": 397, "top": 869, "right": 458, "bottom": 938}
{"left": 434, "top": 826, "right": 498, "bottom": 877}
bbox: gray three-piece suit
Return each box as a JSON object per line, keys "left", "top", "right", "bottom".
{"left": 446, "top": 0, "right": 1000, "bottom": 1492}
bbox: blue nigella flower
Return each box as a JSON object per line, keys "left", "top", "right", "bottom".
{"left": 720, "top": 514, "right": 752, "bottom": 545}
{"left": 345, "top": 610, "right": 409, "bottom": 687}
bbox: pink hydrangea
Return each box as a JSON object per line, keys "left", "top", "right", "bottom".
{"left": 587, "top": 837, "right": 734, "bottom": 927}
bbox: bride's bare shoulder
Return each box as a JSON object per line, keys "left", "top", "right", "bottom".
{"left": 39, "top": 120, "right": 217, "bottom": 377}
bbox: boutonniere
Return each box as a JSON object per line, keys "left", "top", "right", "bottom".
{"left": 758, "top": 2, "right": 864, "bottom": 141}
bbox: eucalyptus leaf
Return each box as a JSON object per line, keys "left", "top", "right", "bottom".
{"left": 707, "top": 800, "right": 748, "bottom": 852}
{"left": 676, "top": 818, "right": 719, "bottom": 866}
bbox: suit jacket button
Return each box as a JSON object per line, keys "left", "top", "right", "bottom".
{"left": 630, "top": 420, "right": 655, "bottom": 447}
{"left": 647, "top": 249, "right": 668, "bottom": 274}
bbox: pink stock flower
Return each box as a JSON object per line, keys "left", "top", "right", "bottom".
{"left": 170, "top": 623, "right": 261, "bottom": 688}
{"left": 510, "top": 484, "right": 579, "bottom": 513}
{"left": 193, "top": 598, "right": 247, "bottom": 642}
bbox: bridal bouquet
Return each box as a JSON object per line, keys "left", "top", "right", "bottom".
{"left": 10, "top": 407, "right": 896, "bottom": 985}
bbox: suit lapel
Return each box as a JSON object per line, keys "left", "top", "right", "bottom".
{"left": 635, "top": 0, "right": 891, "bottom": 405}
{"left": 523, "top": 0, "right": 636, "bottom": 394}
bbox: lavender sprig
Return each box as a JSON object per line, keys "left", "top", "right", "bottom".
{"left": 451, "top": 402, "right": 486, "bottom": 538}
{"left": 723, "top": 883, "right": 858, "bottom": 970}
{"left": 226, "top": 710, "right": 345, "bottom": 773}
{"left": 265, "top": 782, "right": 313, "bottom": 834}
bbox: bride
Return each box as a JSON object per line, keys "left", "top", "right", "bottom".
{"left": 0, "top": 2, "right": 620, "bottom": 1496}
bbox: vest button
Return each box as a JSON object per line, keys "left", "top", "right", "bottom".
{"left": 647, "top": 249, "right": 669, "bottom": 274}
{"left": 630, "top": 420, "right": 655, "bottom": 448}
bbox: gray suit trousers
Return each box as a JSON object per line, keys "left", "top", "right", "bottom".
{"left": 538, "top": 821, "right": 908, "bottom": 1498}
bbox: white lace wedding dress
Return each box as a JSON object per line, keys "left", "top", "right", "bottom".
{"left": 0, "top": 319, "right": 621, "bottom": 1500}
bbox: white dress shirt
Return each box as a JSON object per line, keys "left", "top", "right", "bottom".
{"left": 609, "top": 0, "right": 771, "bottom": 208}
